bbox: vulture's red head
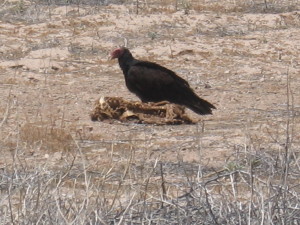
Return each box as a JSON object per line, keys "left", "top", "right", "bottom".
{"left": 110, "top": 47, "right": 125, "bottom": 59}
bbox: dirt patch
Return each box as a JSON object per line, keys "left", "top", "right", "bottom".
{"left": 0, "top": 1, "right": 299, "bottom": 224}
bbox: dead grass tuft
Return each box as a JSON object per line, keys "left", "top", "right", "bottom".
{"left": 20, "top": 123, "right": 74, "bottom": 152}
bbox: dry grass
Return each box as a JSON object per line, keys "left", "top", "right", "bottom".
{"left": 0, "top": 0, "right": 300, "bottom": 224}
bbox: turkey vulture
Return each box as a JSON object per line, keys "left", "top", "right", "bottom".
{"left": 110, "top": 47, "right": 216, "bottom": 115}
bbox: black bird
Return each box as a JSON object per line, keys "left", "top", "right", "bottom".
{"left": 110, "top": 47, "right": 216, "bottom": 115}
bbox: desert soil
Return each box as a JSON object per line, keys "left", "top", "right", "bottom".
{"left": 0, "top": 0, "right": 299, "bottom": 222}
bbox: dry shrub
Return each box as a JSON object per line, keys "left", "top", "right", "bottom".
{"left": 20, "top": 123, "right": 73, "bottom": 152}
{"left": 0, "top": 1, "right": 299, "bottom": 224}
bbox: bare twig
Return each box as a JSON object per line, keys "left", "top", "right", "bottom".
{"left": 117, "top": 193, "right": 136, "bottom": 225}
{"left": 136, "top": 0, "right": 139, "bottom": 14}
{"left": 160, "top": 162, "right": 167, "bottom": 206}
{"left": 204, "top": 186, "right": 219, "bottom": 225}
{"left": 282, "top": 67, "right": 292, "bottom": 224}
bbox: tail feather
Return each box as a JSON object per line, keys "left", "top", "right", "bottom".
{"left": 186, "top": 96, "right": 216, "bottom": 115}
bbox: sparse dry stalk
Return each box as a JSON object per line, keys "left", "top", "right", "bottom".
{"left": 0, "top": 1, "right": 299, "bottom": 224}
{"left": 0, "top": 87, "right": 12, "bottom": 128}
{"left": 160, "top": 162, "right": 167, "bottom": 205}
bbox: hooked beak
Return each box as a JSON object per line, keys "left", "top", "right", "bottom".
{"left": 110, "top": 53, "right": 118, "bottom": 60}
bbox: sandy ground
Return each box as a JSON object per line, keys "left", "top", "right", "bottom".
{"left": 0, "top": 1, "right": 299, "bottom": 215}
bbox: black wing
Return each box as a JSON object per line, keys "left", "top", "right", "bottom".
{"left": 126, "top": 61, "right": 192, "bottom": 103}
{"left": 133, "top": 61, "right": 190, "bottom": 87}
